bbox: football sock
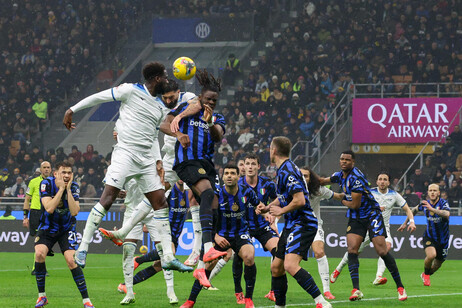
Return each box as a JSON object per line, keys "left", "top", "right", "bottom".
{"left": 122, "top": 242, "right": 136, "bottom": 296}
{"left": 153, "top": 208, "right": 174, "bottom": 262}
{"left": 136, "top": 249, "right": 160, "bottom": 265}
{"left": 232, "top": 254, "right": 243, "bottom": 293}
{"left": 272, "top": 274, "right": 288, "bottom": 306}
{"left": 376, "top": 256, "right": 386, "bottom": 278}
{"left": 209, "top": 258, "right": 228, "bottom": 282}
{"left": 293, "top": 268, "right": 321, "bottom": 299}
{"left": 337, "top": 251, "right": 349, "bottom": 273}
{"left": 381, "top": 253, "right": 403, "bottom": 288}
{"left": 199, "top": 189, "right": 215, "bottom": 245}
{"left": 80, "top": 203, "right": 107, "bottom": 251}
{"left": 244, "top": 263, "right": 257, "bottom": 299}
{"left": 190, "top": 205, "right": 202, "bottom": 252}
{"left": 348, "top": 253, "right": 360, "bottom": 290}
{"left": 163, "top": 269, "right": 175, "bottom": 295}
{"left": 316, "top": 256, "right": 330, "bottom": 292}
{"left": 35, "top": 262, "right": 46, "bottom": 293}
{"left": 133, "top": 266, "right": 158, "bottom": 284}
{"left": 114, "top": 199, "right": 151, "bottom": 239}
{"left": 71, "top": 267, "right": 89, "bottom": 299}
{"left": 188, "top": 269, "right": 211, "bottom": 302}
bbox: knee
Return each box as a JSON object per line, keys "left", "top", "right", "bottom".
{"left": 243, "top": 256, "right": 254, "bottom": 267}
{"left": 283, "top": 261, "right": 298, "bottom": 276}
{"left": 426, "top": 251, "right": 437, "bottom": 260}
{"left": 35, "top": 248, "right": 47, "bottom": 262}
{"left": 377, "top": 249, "right": 388, "bottom": 257}
{"left": 271, "top": 263, "right": 284, "bottom": 276}
{"left": 347, "top": 247, "right": 359, "bottom": 254}
{"left": 314, "top": 249, "right": 325, "bottom": 259}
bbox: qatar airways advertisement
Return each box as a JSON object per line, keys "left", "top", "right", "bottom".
{"left": 352, "top": 98, "right": 462, "bottom": 143}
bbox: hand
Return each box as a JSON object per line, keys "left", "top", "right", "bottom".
{"left": 269, "top": 204, "right": 284, "bottom": 217}
{"left": 170, "top": 115, "right": 182, "bottom": 133}
{"left": 156, "top": 160, "right": 165, "bottom": 185}
{"left": 203, "top": 105, "right": 213, "bottom": 124}
{"left": 420, "top": 200, "right": 432, "bottom": 210}
{"left": 66, "top": 173, "right": 74, "bottom": 190}
{"left": 214, "top": 234, "right": 230, "bottom": 249}
{"left": 55, "top": 173, "right": 66, "bottom": 190}
{"left": 113, "top": 131, "right": 118, "bottom": 141}
{"left": 118, "top": 190, "right": 127, "bottom": 198}
{"left": 380, "top": 206, "right": 385, "bottom": 212}
{"left": 177, "top": 132, "right": 190, "bottom": 148}
{"left": 63, "top": 109, "right": 75, "bottom": 131}
{"left": 264, "top": 213, "right": 275, "bottom": 224}
{"left": 23, "top": 217, "right": 29, "bottom": 228}
{"left": 142, "top": 225, "right": 148, "bottom": 233}
{"left": 407, "top": 221, "right": 416, "bottom": 233}
{"left": 255, "top": 204, "right": 267, "bottom": 215}
{"left": 397, "top": 224, "right": 406, "bottom": 232}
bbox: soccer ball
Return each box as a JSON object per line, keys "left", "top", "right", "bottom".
{"left": 173, "top": 57, "right": 196, "bottom": 80}
{"left": 139, "top": 245, "right": 148, "bottom": 254}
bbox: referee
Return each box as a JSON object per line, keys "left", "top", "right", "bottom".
{"left": 23, "top": 161, "right": 51, "bottom": 274}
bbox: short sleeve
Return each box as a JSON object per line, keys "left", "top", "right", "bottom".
{"left": 71, "top": 183, "right": 80, "bottom": 201}
{"left": 40, "top": 179, "right": 52, "bottom": 198}
{"left": 111, "top": 83, "right": 132, "bottom": 102}
{"left": 418, "top": 204, "right": 424, "bottom": 211}
{"left": 286, "top": 174, "right": 304, "bottom": 196}
{"left": 441, "top": 200, "right": 450, "bottom": 211}
{"left": 350, "top": 177, "right": 365, "bottom": 194}
{"left": 320, "top": 186, "right": 334, "bottom": 200}
{"left": 213, "top": 113, "right": 226, "bottom": 135}
{"left": 181, "top": 92, "right": 196, "bottom": 102}
{"left": 268, "top": 181, "right": 277, "bottom": 199}
{"left": 26, "top": 180, "right": 34, "bottom": 196}
{"left": 395, "top": 193, "right": 407, "bottom": 208}
{"left": 330, "top": 171, "right": 342, "bottom": 184}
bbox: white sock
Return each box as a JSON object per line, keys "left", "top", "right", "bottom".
{"left": 82, "top": 298, "right": 91, "bottom": 304}
{"left": 156, "top": 242, "right": 165, "bottom": 265}
{"left": 163, "top": 269, "right": 175, "bottom": 295}
{"left": 336, "top": 251, "right": 349, "bottom": 272}
{"left": 314, "top": 294, "right": 328, "bottom": 305}
{"left": 122, "top": 242, "right": 136, "bottom": 296}
{"left": 376, "top": 256, "right": 386, "bottom": 278}
{"left": 154, "top": 208, "right": 174, "bottom": 262}
{"left": 190, "top": 206, "right": 202, "bottom": 252}
{"left": 204, "top": 242, "right": 213, "bottom": 253}
{"left": 79, "top": 203, "right": 107, "bottom": 251}
{"left": 197, "top": 260, "right": 205, "bottom": 270}
{"left": 275, "top": 305, "right": 285, "bottom": 308}
{"left": 114, "top": 199, "right": 151, "bottom": 239}
{"left": 39, "top": 292, "right": 46, "bottom": 297}
{"left": 209, "top": 258, "right": 228, "bottom": 282}
{"left": 316, "top": 256, "right": 330, "bottom": 293}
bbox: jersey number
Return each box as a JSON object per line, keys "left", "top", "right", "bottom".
{"left": 287, "top": 232, "right": 294, "bottom": 244}
{"left": 240, "top": 234, "right": 250, "bottom": 240}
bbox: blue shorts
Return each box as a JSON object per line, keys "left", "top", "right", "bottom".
{"left": 275, "top": 224, "right": 317, "bottom": 261}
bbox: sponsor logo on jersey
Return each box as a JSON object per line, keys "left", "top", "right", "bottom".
{"left": 189, "top": 119, "right": 210, "bottom": 130}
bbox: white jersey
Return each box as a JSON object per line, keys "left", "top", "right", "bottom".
{"left": 371, "top": 187, "right": 406, "bottom": 227}
{"left": 161, "top": 91, "right": 196, "bottom": 155}
{"left": 309, "top": 186, "right": 334, "bottom": 226}
{"left": 70, "top": 83, "right": 168, "bottom": 159}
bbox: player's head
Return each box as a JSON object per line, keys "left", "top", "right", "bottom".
{"left": 300, "top": 166, "right": 321, "bottom": 196}
{"left": 196, "top": 69, "right": 221, "bottom": 110}
{"left": 339, "top": 150, "right": 355, "bottom": 171}
{"left": 40, "top": 161, "right": 52, "bottom": 178}
{"left": 223, "top": 163, "right": 239, "bottom": 187}
{"left": 244, "top": 153, "right": 260, "bottom": 178}
{"left": 427, "top": 183, "right": 440, "bottom": 202}
{"left": 54, "top": 161, "right": 73, "bottom": 183}
{"left": 161, "top": 78, "right": 180, "bottom": 109}
{"left": 376, "top": 172, "right": 390, "bottom": 190}
{"left": 237, "top": 159, "right": 245, "bottom": 177}
{"left": 142, "top": 62, "right": 168, "bottom": 95}
{"left": 270, "top": 136, "right": 292, "bottom": 163}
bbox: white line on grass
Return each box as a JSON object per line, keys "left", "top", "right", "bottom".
{"left": 256, "top": 292, "right": 462, "bottom": 307}
{"left": 0, "top": 266, "right": 120, "bottom": 272}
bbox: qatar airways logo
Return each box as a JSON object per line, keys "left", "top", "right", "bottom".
{"left": 189, "top": 119, "right": 209, "bottom": 131}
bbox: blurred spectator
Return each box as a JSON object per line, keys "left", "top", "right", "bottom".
{"left": 421, "top": 157, "right": 437, "bottom": 181}
{"left": 223, "top": 53, "right": 241, "bottom": 86}
{"left": 80, "top": 179, "right": 97, "bottom": 199}
{"left": 443, "top": 169, "right": 455, "bottom": 189}
{"left": 238, "top": 126, "right": 254, "bottom": 149}
{"left": 82, "top": 144, "right": 94, "bottom": 161}
{"left": 84, "top": 167, "right": 99, "bottom": 188}
{"left": 409, "top": 168, "right": 428, "bottom": 193}
{"left": 74, "top": 167, "right": 85, "bottom": 186}
{"left": 32, "top": 95, "right": 48, "bottom": 126}
{"left": 68, "top": 145, "right": 82, "bottom": 163}
{"left": 217, "top": 139, "right": 233, "bottom": 154}
{"left": 403, "top": 186, "right": 420, "bottom": 207}
{"left": 448, "top": 125, "right": 462, "bottom": 145}
{"left": 215, "top": 147, "right": 233, "bottom": 166}
{"left": 447, "top": 180, "right": 461, "bottom": 207}
{"left": 9, "top": 176, "right": 27, "bottom": 197}
{"left": 0, "top": 205, "right": 16, "bottom": 220}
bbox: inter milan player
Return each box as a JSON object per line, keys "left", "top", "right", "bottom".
{"left": 320, "top": 151, "right": 407, "bottom": 301}
{"left": 257, "top": 137, "right": 331, "bottom": 308}
{"left": 34, "top": 162, "right": 94, "bottom": 308}
{"left": 180, "top": 164, "right": 260, "bottom": 308}
{"left": 63, "top": 62, "right": 183, "bottom": 271}
{"left": 401, "top": 183, "right": 450, "bottom": 286}
{"left": 160, "top": 69, "right": 228, "bottom": 282}
{"left": 331, "top": 172, "right": 415, "bottom": 286}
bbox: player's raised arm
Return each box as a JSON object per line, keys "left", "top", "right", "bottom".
{"left": 399, "top": 205, "right": 419, "bottom": 231}
{"left": 66, "top": 173, "right": 80, "bottom": 217}
{"left": 160, "top": 114, "right": 191, "bottom": 148}
{"left": 41, "top": 175, "right": 66, "bottom": 214}
{"left": 203, "top": 105, "right": 224, "bottom": 142}
{"left": 169, "top": 98, "right": 202, "bottom": 132}
{"left": 401, "top": 202, "right": 416, "bottom": 232}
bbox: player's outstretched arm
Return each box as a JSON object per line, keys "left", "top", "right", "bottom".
{"left": 169, "top": 98, "right": 202, "bottom": 132}
{"left": 399, "top": 205, "right": 419, "bottom": 231}
{"left": 401, "top": 203, "right": 416, "bottom": 232}
{"left": 160, "top": 115, "right": 191, "bottom": 148}
{"left": 422, "top": 200, "right": 450, "bottom": 219}
{"left": 319, "top": 176, "right": 331, "bottom": 186}
{"left": 332, "top": 192, "right": 345, "bottom": 201}
{"left": 203, "top": 105, "right": 224, "bottom": 142}
{"left": 270, "top": 192, "right": 305, "bottom": 216}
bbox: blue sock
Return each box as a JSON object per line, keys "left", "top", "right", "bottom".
{"left": 35, "top": 262, "right": 46, "bottom": 293}
{"left": 293, "top": 268, "right": 321, "bottom": 299}
{"left": 136, "top": 249, "right": 160, "bottom": 265}
{"left": 232, "top": 255, "right": 243, "bottom": 293}
{"left": 244, "top": 264, "right": 257, "bottom": 299}
{"left": 71, "top": 267, "right": 89, "bottom": 299}
{"left": 133, "top": 266, "right": 158, "bottom": 285}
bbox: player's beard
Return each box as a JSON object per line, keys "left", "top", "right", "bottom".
{"left": 154, "top": 81, "right": 166, "bottom": 95}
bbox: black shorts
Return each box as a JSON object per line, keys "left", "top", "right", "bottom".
{"left": 29, "top": 209, "right": 42, "bottom": 237}
{"left": 34, "top": 225, "right": 78, "bottom": 253}
{"left": 173, "top": 159, "right": 220, "bottom": 196}
{"left": 347, "top": 210, "right": 387, "bottom": 240}
{"left": 275, "top": 224, "right": 317, "bottom": 261}
{"left": 215, "top": 233, "right": 253, "bottom": 255}
{"left": 423, "top": 236, "right": 448, "bottom": 261}
{"left": 250, "top": 226, "right": 278, "bottom": 251}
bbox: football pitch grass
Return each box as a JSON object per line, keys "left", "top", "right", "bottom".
{"left": 2, "top": 252, "right": 462, "bottom": 308}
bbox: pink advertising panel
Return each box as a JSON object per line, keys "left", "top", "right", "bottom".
{"left": 352, "top": 98, "right": 462, "bottom": 143}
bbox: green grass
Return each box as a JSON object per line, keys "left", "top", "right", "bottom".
{"left": 2, "top": 252, "right": 462, "bottom": 307}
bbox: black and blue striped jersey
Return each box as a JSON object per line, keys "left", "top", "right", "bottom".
{"left": 331, "top": 167, "right": 380, "bottom": 219}
{"left": 276, "top": 159, "right": 318, "bottom": 230}
{"left": 418, "top": 198, "right": 450, "bottom": 248}
{"left": 168, "top": 184, "right": 190, "bottom": 239}
{"left": 217, "top": 184, "right": 259, "bottom": 238}
{"left": 238, "top": 176, "right": 277, "bottom": 231}
{"left": 39, "top": 177, "right": 79, "bottom": 233}
{"left": 169, "top": 102, "right": 226, "bottom": 166}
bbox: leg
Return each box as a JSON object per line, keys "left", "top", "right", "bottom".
{"left": 239, "top": 244, "right": 256, "bottom": 300}
{"left": 209, "top": 248, "right": 232, "bottom": 282}
{"left": 111, "top": 198, "right": 153, "bottom": 239}
{"left": 430, "top": 259, "right": 444, "bottom": 275}
{"left": 375, "top": 241, "right": 391, "bottom": 283}
{"left": 424, "top": 246, "right": 437, "bottom": 275}
{"left": 372, "top": 236, "right": 403, "bottom": 289}
{"left": 163, "top": 244, "right": 178, "bottom": 304}
{"left": 64, "top": 250, "right": 92, "bottom": 306}
{"left": 232, "top": 252, "right": 244, "bottom": 293}
{"left": 312, "top": 241, "right": 332, "bottom": 297}
{"left": 346, "top": 233, "right": 363, "bottom": 290}
{"left": 122, "top": 240, "right": 137, "bottom": 300}
{"left": 35, "top": 244, "right": 48, "bottom": 296}
{"left": 271, "top": 257, "right": 288, "bottom": 308}
{"left": 133, "top": 262, "right": 161, "bottom": 285}
{"left": 185, "top": 203, "right": 202, "bottom": 266}
{"left": 192, "top": 179, "right": 215, "bottom": 253}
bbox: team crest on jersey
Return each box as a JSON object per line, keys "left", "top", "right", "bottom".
{"left": 241, "top": 196, "right": 247, "bottom": 204}
{"left": 40, "top": 183, "right": 46, "bottom": 192}
{"left": 180, "top": 200, "right": 186, "bottom": 206}
{"left": 426, "top": 241, "right": 431, "bottom": 245}
{"left": 198, "top": 168, "right": 206, "bottom": 174}
{"left": 347, "top": 226, "right": 351, "bottom": 232}
{"left": 430, "top": 211, "right": 434, "bottom": 216}
{"left": 232, "top": 203, "right": 239, "bottom": 211}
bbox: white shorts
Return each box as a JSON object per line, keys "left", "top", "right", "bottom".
{"left": 124, "top": 200, "right": 157, "bottom": 241}
{"left": 105, "top": 146, "right": 164, "bottom": 193}
{"left": 313, "top": 224, "right": 325, "bottom": 243}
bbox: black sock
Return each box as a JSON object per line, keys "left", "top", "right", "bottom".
{"left": 293, "top": 268, "right": 321, "bottom": 299}
{"left": 348, "top": 252, "right": 360, "bottom": 290}
{"left": 136, "top": 249, "right": 160, "bottom": 265}
{"left": 189, "top": 267, "right": 211, "bottom": 303}
{"left": 272, "top": 274, "right": 288, "bottom": 306}
{"left": 270, "top": 247, "right": 277, "bottom": 257}
{"left": 71, "top": 267, "right": 89, "bottom": 299}
{"left": 232, "top": 255, "right": 243, "bottom": 293}
{"left": 199, "top": 189, "right": 215, "bottom": 244}
{"left": 133, "top": 266, "right": 158, "bottom": 285}
{"left": 244, "top": 264, "right": 257, "bottom": 299}
{"left": 35, "top": 262, "right": 46, "bottom": 293}
{"left": 382, "top": 253, "right": 404, "bottom": 288}
{"left": 424, "top": 266, "right": 431, "bottom": 275}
